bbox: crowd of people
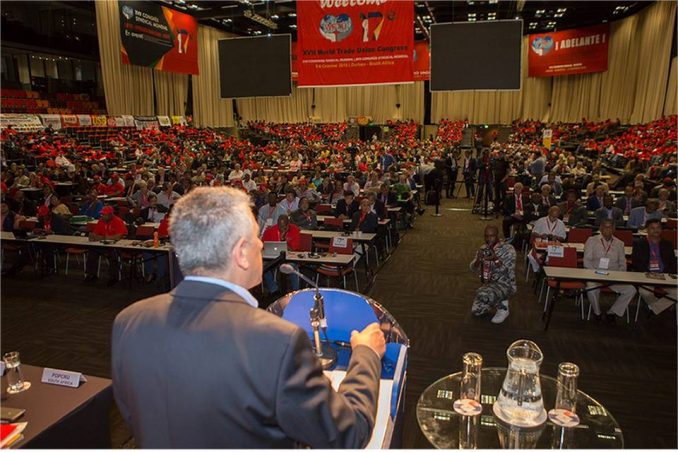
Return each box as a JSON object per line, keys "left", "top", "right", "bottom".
{"left": 1, "top": 116, "right": 676, "bottom": 320}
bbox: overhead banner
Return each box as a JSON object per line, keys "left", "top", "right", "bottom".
{"left": 413, "top": 41, "right": 429, "bottom": 81}
{"left": 0, "top": 114, "right": 43, "bottom": 131}
{"left": 40, "top": 114, "right": 63, "bottom": 130}
{"left": 528, "top": 23, "right": 609, "bottom": 77}
{"left": 297, "top": 0, "right": 414, "bottom": 87}
{"left": 119, "top": 0, "right": 199, "bottom": 75}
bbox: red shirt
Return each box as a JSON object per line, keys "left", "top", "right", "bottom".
{"left": 106, "top": 181, "right": 125, "bottom": 196}
{"left": 262, "top": 224, "right": 301, "bottom": 251}
{"left": 93, "top": 215, "right": 128, "bottom": 237}
{"left": 157, "top": 217, "right": 170, "bottom": 237}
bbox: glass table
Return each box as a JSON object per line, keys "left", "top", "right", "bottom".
{"left": 416, "top": 367, "right": 623, "bottom": 449}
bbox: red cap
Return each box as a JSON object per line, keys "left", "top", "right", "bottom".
{"left": 37, "top": 205, "right": 50, "bottom": 217}
{"left": 101, "top": 206, "right": 114, "bottom": 215}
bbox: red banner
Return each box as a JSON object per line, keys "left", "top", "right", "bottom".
{"left": 528, "top": 23, "right": 609, "bottom": 78}
{"left": 297, "top": 0, "right": 414, "bottom": 87}
{"left": 120, "top": 1, "right": 199, "bottom": 75}
{"left": 413, "top": 41, "right": 429, "bottom": 81}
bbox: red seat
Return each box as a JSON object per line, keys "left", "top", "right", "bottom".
{"left": 567, "top": 227, "right": 593, "bottom": 244}
{"left": 542, "top": 247, "right": 586, "bottom": 318}
{"left": 323, "top": 217, "right": 344, "bottom": 230}
{"left": 660, "top": 229, "right": 677, "bottom": 249}
{"left": 613, "top": 230, "right": 634, "bottom": 247}
{"left": 316, "top": 204, "right": 333, "bottom": 214}
{"left": 316, "top": 237, "right": 358, "bottom": 290}
{"left": 135, "top": 225, "right": 155, "bottom": 239}
{"left": 298, "top": 233, "right": 313, "bottom": 253}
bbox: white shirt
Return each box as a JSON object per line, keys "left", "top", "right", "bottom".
{"left": 228, "top": 170, "right": 244, "bottom": 181}
{"left": 532, "top": 216, "right": 567, "bottom": 240}
{"left": 183, "top": 276, "right": 258, "bottom": 308}
{"left": 278, "top": 197, "right": 299, "bottom": 214}
{"left": 242, "top": 179, "right": 257, "bottom": 193}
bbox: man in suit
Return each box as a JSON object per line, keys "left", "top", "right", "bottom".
{"left": 139, "top": 193, "right": 168, "bottom": 223}
{"left": 351, "top": 198, "right": 379, "bottom": 233}
{"left": 112, "top": 187, "right": 385, "bottom": 448}
{"left": 614, "top": 185, "right": 641, "bottom": 216}
{"left": 594, "top": 194, "right": 625, "bottom": 227}
{"left": 557, "top": 189, "right": 588, "bottom": 227}
{"left": 366, "top": 192, "right": 386, "bottom": 220}
{"left": 631, "top": 218, "right": 677, "bottom": 315}
{"left": 334, "top": 191, "right": 359, "bottom": 219}
{"left": 525, "top": 192, "right": 547, "bottom": 223}
{"left": 627, "top": 198, "right": 663, "bottom": 229}
{"left": 377, "top": 183, "right": 397, "bottom": 207}
{"left": 539, "top": 184, "right": 557, "bottom": 209}
{"left": 462, "top": 149, "right": 477, "bottom": 199}
{"left": 586, "top": 185, "right": 606, "bottom": 211}
{"left": 444, "top": 149, "right": 458, "bottom": 198}
{"left": 501, "top": 182, "right": 529, "bottom": 241}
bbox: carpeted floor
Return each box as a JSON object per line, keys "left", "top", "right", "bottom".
{"left": 1, "top": 196, "right": 676, "bottom": 448}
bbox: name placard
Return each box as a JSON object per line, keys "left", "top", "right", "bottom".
{"left": 547, "top": 245, "right": 564, "bottom": 258}
{"left": 41, "top": 367, "right": 87, "bottom": 388}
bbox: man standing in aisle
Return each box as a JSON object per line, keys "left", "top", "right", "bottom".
{"left": 583, "top": 219, "right": 637, "bottom": 323}
{"left": 469, "top": 225, "right": 516, "bottom": 324}
{"left": 112, "top": 187, "right": 385, "bottom": 448}
{"left": 444, "top": 148, "right": 458, "bottom": 199}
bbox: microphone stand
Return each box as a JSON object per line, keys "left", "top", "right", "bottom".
{"left": 280, "top": 264, "right": 337, "bottom": 369}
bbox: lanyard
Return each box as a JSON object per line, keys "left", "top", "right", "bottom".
{"left": 516, "top": 195, "right": 522, "bottom": 210}
{"left": 600, "top": 238, "right": 613, "bottom": 255}
{"left": 546, "top": 218, "right": 558, "bottom": 234}
{"left": 648, "top": 238, "right": 660, "bottom": 260}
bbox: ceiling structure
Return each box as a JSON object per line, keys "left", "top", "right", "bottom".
{"left": 159, "top": 0, "right": 651, "bottom": 40}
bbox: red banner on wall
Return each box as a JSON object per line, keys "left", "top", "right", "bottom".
{"left": 413, "top": 41, "right": 429, "bottom": 81}
{"left": 120, "top": 1, "right": 199, "bottom": 75}
{"left": 528, "top": 23, "right": 609, "bottom": 78}
{"left": 297, "top": 0, "right": 414, "bottom": 87}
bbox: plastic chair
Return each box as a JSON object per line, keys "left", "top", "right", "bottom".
{"left": 540, "top": 247, "right": 586, "bottom": 319}
{"left": 298, "top": 233, "right": 313, "bottom": 253}
{"left": 613, "top": 229, "right": 634, "bottom": 247}
{"left": 316, "top": 238, "right": 358, "bottom": 291}
{"left": 567, "top": 227, "right": 593, "bottom": 244}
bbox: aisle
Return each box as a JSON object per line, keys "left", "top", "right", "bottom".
{"left": 368, "top": 196, "right": 677, "bottom": 449}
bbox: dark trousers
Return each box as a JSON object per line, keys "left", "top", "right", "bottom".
{"left": 494, "top": 180, "right": 507, "bottom": 212}
{"left": 502, "top": 216, "right": 525, "bottom": 239}
{"left": 446, "top": 169, "right": 458, "bottom": 197}
{"left": 463, "top": 173, "right": 475, "bottom": 197}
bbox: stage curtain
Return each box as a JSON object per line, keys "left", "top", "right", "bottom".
{"left": 237, "top": 82, "right": 424, "bottom": 124}
{"left": 192, "top": 26, "right": 234, "bottom": 127}
{"left": 664, "top": 56, "right": 678, "bottom": 116}
{"left": 154, "top": 71, "right": 188, "bottom": 116}
{"left": 629, "top": 0, "right": 676, "bottom": 123}
{"left": 237, "top": 85, "right": 313, "bottom": 123}
{"left": 94, "top": 0, "right": 154, "bottom": 116}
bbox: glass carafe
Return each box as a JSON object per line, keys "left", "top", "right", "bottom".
{"left": 493, "top": 339, "right": 547, "bottom": 427}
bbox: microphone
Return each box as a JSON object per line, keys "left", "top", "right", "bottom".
{"left": 279, "top": 263, "right": 336, "bottom": 369}
{"left": 279, "top": 264, "right": 326, "bottom": 326}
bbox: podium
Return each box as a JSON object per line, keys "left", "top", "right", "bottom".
{"left": 268, "top": 289, "right": 409, "bottom": 449}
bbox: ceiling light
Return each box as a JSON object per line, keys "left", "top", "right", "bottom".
{"left": 469, "top": 17, "right": 476, "bottom": 21}
{"left": 557, "top": 8, "right": 567, "bottom": 13}
{"left": 289, "top": 24, "right": 297, "bottom": 29}
{"left": 270, "top": 14, "right": 279, "bottom": 20}
{"left": 489, "top": 0, "right": 498, "bottom": 3}
{"left": 468, "top": 13, "right": 476, "bottom": 17}
{"left": 467, "top": 1, "right": 475, "bottom": 4}
{"left": 288, "top": 12, "right": 296, "bottom": 17}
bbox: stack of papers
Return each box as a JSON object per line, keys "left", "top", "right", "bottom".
{"left": 0, "top": 422, "right": 27, "bottom": 449}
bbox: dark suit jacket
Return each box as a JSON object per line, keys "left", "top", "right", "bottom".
{"left": 334, "top": 198, "right": 359, "bottom": 218}
{"left": 586, "top": 195, "right": 604, "bottom": 211}
{"left": 372, "top": 200, "right": 386, "bottom": 219}
{"left": 614, "top": 196, "right": 641, "bottom": 214}
{"left": 503, "top": 193, "right": 530, "bottom": 217}
{"left": 462, "top": 157, "right": 477, "bottom": 176}
{"left": 376, "top": 192, "right": 397, "bottom": 207}
{"left": 525, "top": 203, "right": 547, "bottom": 223}
{"left": 112, "top": 280, "right": 381, "bottom": 448}
{"left": 594, "top": 206, "right": 625, "bottom": 227}
{"left": 557, "top": 201, "right": 588, "bottom": 227}
{"left": 350, "top": 211, "right": 379, "bottom": 233}
{"left": 631, "top": 239, "right": 677, "bottom": 274}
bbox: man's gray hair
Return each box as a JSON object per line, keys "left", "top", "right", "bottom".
{"left": 169, "top": 187, "right": 254, "bottom": 275}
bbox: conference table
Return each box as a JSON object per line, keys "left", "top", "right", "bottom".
{"left": 0, "top": 365, "right": 112, "bottom": 448}
{"left": 1, "top": 232, "right": 178, "bottom": 288}
{"left": 300, "top": 229, "right": 378, "bottom": 284}
{"left": 542, "top": 266, "right": 677, "bottom": 330}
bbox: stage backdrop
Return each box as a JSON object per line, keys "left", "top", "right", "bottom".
{"left": 119, "top": 0, "right": 199, "bottom": 75}
{"left": 528, "top": 23, "right": 609, "bottom": 77}
{"left": 297, "top": 0, "right": 414, "bottom": 87}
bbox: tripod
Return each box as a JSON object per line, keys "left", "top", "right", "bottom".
{"left": 473, "top": 180, "right": 494, "bottom": 219}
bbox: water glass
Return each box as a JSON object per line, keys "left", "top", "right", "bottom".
{"left": 460, "top": 352, "right": 483, "bottom": 401}
{"left": 3, "top": 351, "right": 30, "bottom": 394}
{"left": 555, "top": 362, "right": 579, "bottom": 413}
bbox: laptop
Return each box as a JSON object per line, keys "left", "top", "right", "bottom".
{"left": 263, "top": 241, "right": 287, "bottom": 259}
